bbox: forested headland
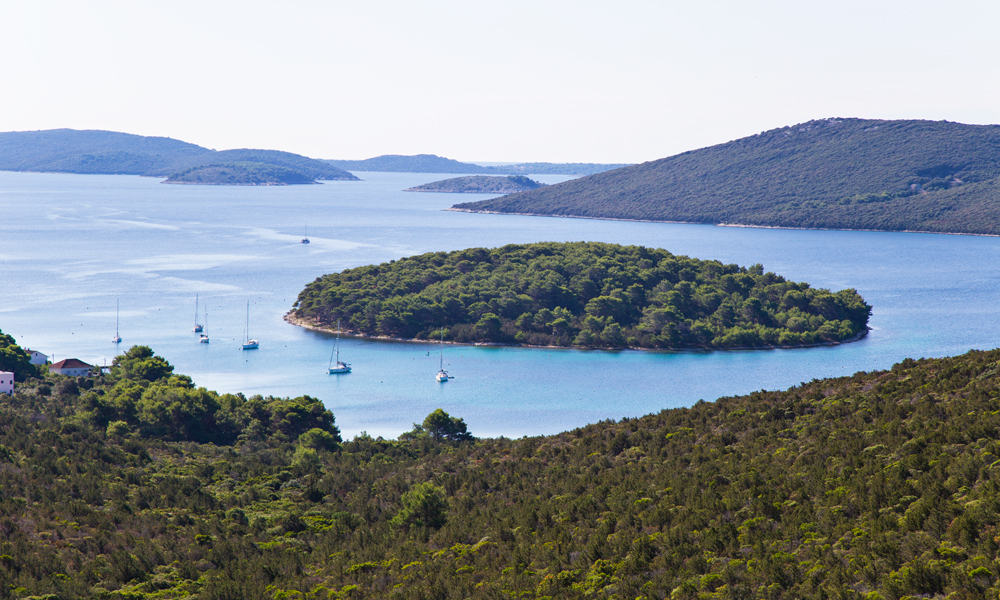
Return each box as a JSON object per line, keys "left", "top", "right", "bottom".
{"left": 405, "top": 175, "right": 544, "bottom": 194}
{"left": 325, "top": 154, "right": 629, "bottom": 176}
{"left": 452, "top": 118, "right": 1000, "bottom": 236}
{"left": 163, "top": 162, "right": 318, "bottom": 186}
{"left": 5, "top": 336, "right": 1000, "bottom": 598}
{"left": 0, "top": 129, "right": 358, "bottom": 181}
{"left": 291, "top": 242, "right": 870, "bottom": 349}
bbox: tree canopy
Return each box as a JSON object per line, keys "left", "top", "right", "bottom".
{"left": 0, "top": 328, "right": 38, "bottom": 381}
{"left": 293, "top": 241, "right": 871, "bottom": 349}
{"left": 6, "top": 346, "right": 1000, "bottom": 598}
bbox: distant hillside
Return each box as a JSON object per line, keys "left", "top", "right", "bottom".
{"left": 163, "top": 162, "right": 318, "bottom": 186}
{"left": 0, "top": 129, "right": 359, "bottom": 181}
{"left": 452, "top": 118, "right": 1000, "bottom": 236}
{"left": 405, "top": 175, "right": 545, "bottom": 194}
{"left": 327, "top": 153, "right": 629, "bottom": 176}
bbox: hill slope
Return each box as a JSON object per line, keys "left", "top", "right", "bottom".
{"left": 291, "top": 241, "right": 871, "bottom": 349}
{"left": 6, "top": 341, "right": 1000, "bottom": 598}
{"left": 405, "top": 175, "right": 545, "bottom": 194}
{"left": 452, "top": 118, "right": 1000, "bottom": 235}
{"left": 0, "top": 129, "right": 358, "bottom": 181}
{"left": 327, "top": 153, "right": 629, "bottom": 176}
{"left": 163, "top": 162, "right": 318, "bottom": 185}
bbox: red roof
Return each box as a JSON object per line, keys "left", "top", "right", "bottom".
{"left": 50, "top": 359, "right": 93, "bottom": 370}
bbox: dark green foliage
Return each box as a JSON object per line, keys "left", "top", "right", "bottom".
{"left": 292, "top": 241, "right": 871, "bottom": 349}
{"left": 163, "top": 162, "right": 318, "bottom": 186}
{"left": 402, "top": 408, "right": 474, "bottom": 442}
{"left": 453, "top": 117, "right": 1000, "bottom": 235}
{"left": 326, "top": 153, "right": 629, "bottom": 175}
{"left": 88, "top": 345, "right": 341, "bottom": 445}
{"left": 0, "top": 328, "right": 38, "bottom": 381}
{"left": 10, "top": 347, "right": 1000, "bottom": 597}
{"left": 390, "top": 482, "right": 449, "bottom": 529}
{"left": 406, "top": 175, "right": 545, "bottom": 193}
{"left": 0, "top": 128, "right": 358, "bottom": 180}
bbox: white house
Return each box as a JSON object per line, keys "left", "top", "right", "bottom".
{"left": 0, "top": 371, "right": 13, "bottom": 395}
{"left": 49, "top": 359, "right": 94, "bottom": 377}
{"left": 24, "top": 349, "right": 48, "bottom": 365}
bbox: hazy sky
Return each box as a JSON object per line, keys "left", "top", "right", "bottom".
{"left": 2, "top": 1, "right": 999, "bottom": 163}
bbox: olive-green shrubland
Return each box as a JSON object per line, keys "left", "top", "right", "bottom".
{"left": 4, "top": 336, "right": 1000, "bottom": 598}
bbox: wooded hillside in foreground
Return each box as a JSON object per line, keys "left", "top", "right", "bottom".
{"left": 292, "top": 242, "right": 871, "bottom": 349}
{"left": 5, "top": 341, "right": 1000, "bottom": 598}
{"left": 453, "top": 118, "right": 1000, "bottom": 235}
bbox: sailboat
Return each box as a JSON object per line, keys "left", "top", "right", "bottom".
{"left": 112, "top": 299, "right": 122, "bottom": 344}
{"left": 193, "top": 294, "right": 203, "bottom": 332}
{"left": 301, "top": 225, "right": 310, "bottom": 244}
{"left": 327, "top": 320, "right": 351, "bottom": 374}
{"left": 435, "top": 328, "right": 450, "bottom": 382}
{"left": 199, "top": 305, "right": 210, "bottom": 343}
{"left": 242, "top": 301, "right": 259, "bottom": 350}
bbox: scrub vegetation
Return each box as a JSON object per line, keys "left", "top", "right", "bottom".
{"left": 453, "top": 118, "right": 1000, "bottom": 235}
{"left": 5, "top": 342, "right": 1000, "bottom": 598}
{"left": 291, "top": 242, "right": 871, "bottom": 349}
{"left": 163, "top": 162, "right": 318, "bottom": 186}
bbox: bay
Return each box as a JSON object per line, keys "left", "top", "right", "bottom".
{"left": 1, "top": 170, "right": 998, "bottom": 439}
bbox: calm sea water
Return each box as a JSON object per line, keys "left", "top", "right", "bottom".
{"left": 2, "top": 170, "right": 998, "bottom": 439}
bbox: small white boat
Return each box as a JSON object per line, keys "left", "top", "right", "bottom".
{"left": 193, "top": 293, "right": 203, "bottom": 332}
{"left": 435, "top": 328, "right": 450, "bottom": 382}
{"left": 112, "top": 299, "right": 122, "bottom": 344}
{"left": 301, "top": 224, "right": 310, "bottom": 244}
{"left": 327, "top": 320, "right": 351, "bottom": 374}
{"left": 242, "top": 301, "right": 259, "bottom": 350}
{"left": 199, "top": 309, "right": 209, "bottom": 343}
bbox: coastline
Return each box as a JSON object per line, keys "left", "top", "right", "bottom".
{"left": 285, "top": 312, "right": 870, "bottom": 353}
{"left": 444, "top": 208, "right": 1000, "bottom": 238}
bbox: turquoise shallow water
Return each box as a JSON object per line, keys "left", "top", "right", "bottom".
{"left": 2, "top": 170, "right": 999, "bottom": 438}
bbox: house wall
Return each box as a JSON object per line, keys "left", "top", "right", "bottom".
{"left": 0, "top": 372, "right": 13, "bottom": 395}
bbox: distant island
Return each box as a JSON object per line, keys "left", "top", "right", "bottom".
{"left": 451, "top": 118, "right": 1000, "bottom": 236}
{"left": 0, "top": 128, "right": 359, "bottom": 182}
{"left": 163, "top": 162, "right": 318, "bottom": 186}
{"left": 290, "top": 241, "right": 871, "bottom": 349}
{"left": 405, "top": 175, "right": 545, "bottom": 194}
{"left": 326, "top": 153, "right": 629, "bottom": 176}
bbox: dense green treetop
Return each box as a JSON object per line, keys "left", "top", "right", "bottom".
{"left": 163, "top": 162, "right": 318, "bottom": 186}
{"left": 6, "top": 345, "right": 1000, "bottom": 598}
{"left": 0, "top": 128, "right": 358, "bottom": 180}
{"left": 453, "top": 118, "right": 1000, "bottom": 235}
{"left": 405, "top": 175, "right": 544, "bottom": 194}
{"left": 0, "top": 328, "right": 38, "bottom": 381}
{"left": 292, "top": 241, "right": 871, "bottom": 349}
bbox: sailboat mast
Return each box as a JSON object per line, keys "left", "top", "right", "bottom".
{"left": 439, "top": 329, "right": 444, "bottom": 370}
{"left": 195, "top": 293, "right": 198, "bottom": 325}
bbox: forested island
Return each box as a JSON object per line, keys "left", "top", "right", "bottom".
{"left": 326, "top": 153, "right": 629, "bottom": 176}
{"left": 163, "top": 162, "right": 318, "bottom": 186}
{"left": 0, "top": 128, "right": 359, "bottom": 181}
{"left": 291, "top": 242, "right": 870, "bottom": 349}
{"left": 452, "top": 118, "right": 1000, "bottom": 236}
{"left": 4, "top": 334, "right": 1000, "bottom": 598}
{"left": 405, "top": 175, "right": 544, "bottom": 194}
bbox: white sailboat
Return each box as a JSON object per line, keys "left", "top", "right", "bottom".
{"left": 112, "top": 299, "right": 122, "bottom": 344}
{"left": 193, "top": 294, "right": 203, "bottom": 332}
{"left": 301, "top": 225, "right": 310, "bottom": 244}
{"left": 327, "top": 320, "right": 351, "bottom": 374}
{"left": 436, "top": 328, "right": 450, "bottom": 382}
{"left": 242, "top": 301, "right": 259, "bottom": 350}
{"left": 199, "top": 305, "right": 210, "bottom": 343}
